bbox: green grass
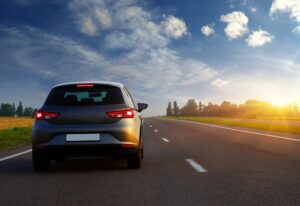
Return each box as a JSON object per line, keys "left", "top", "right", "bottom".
{"left": 162, "top": 116, "right": 300, "bottom": 135}
{"left": 0, "top": 127, "right": 32, "bottom": 153}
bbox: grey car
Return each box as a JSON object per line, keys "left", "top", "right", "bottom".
{"left": 32, "top": 81, "right": 148, "bottom": 171}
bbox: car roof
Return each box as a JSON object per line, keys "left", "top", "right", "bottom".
{"left": 52, "top": 81, "right": 125, "bottom": 89}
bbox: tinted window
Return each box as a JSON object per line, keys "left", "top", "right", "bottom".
{"left": 45, "top": 85, "right": 124, "bottom": 106}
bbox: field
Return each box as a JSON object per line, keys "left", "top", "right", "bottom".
{"left": 0, "top": 117, "right": 34, "bottom": 130}
{"left": 0, "top": 117, "right": 34, "bottom": 153}
{"left": 163, "top": 116, "right": 300, "bottom": 135}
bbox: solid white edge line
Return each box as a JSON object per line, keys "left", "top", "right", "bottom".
{"left": 0, "top": 149, "right": 32, "bottom": 162}
{"left": 163, "top": 118, "right": 300, "bottom": 143}
{"left": 185, "top": 158, "right": 207, "bottom": 173}
{"left": 162, "top": 137, "right": 170, "bottom": 142}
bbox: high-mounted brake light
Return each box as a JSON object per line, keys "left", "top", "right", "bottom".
{"left": 76, "top": 84, "right": 94, "bottom": 88}
{"left": 35, "top": 111, "right": 60, "bottom": 120}
{"left": 106, "top": 108, "right": 134, "bottom": 118}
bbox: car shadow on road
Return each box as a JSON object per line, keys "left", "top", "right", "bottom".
{"left": 51, "top": 158, "right": 128, "bottom": 172}
{"left": 0, "top": 158, "right": 129, "bottom": 174}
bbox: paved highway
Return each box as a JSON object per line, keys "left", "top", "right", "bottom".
{"left": 0, "top": 117, "right": 300, "bottom": 206}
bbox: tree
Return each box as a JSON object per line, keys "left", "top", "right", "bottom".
{"left": 16, "top": 101, "right": 23, "bottom": 116}
{"left": 166, "top": 101, "right": 173, "bottom": 116}
{"left": 23, "top": 107, "right": 34, "bottom": 116}
{"left": 198, "top": 101, "right": 203, "bottom": 115}
{"left": 182, "top": 99, "right": 198, "bottom": 116}
{"left": 173, "top": 101, "right": 179, "bottom": 116}
{"left": 13, "top": 103, "right": 16, "bottom": 116}
{"left": 0, "top": 103, "right": 15, "bottom": 116}
{"left": 32, "top": 109, "right": 38, "bottom": 118}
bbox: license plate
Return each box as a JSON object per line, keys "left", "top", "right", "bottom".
{"left": 66, "top": 134, "right": 100, "bottom": 142}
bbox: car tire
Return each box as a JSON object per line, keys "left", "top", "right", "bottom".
{"left": 140, "top": 135, "right": 144, "bottom": 159}
{"left": 32, "top": 151, "right": 50, "bottom": 172}
{"left": 127, "top": 149, "right": 141, "bottom": 169}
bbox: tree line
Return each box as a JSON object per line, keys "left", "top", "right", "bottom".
{"left": 0, "top": 101, "right": 37, "bottom": 117}
{"left": 166, "top": 99, "right": 300, "bottom": 118}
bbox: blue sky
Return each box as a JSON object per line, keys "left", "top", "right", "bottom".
{"left": 0, "top": 0, "right": 300, "bottom": 116}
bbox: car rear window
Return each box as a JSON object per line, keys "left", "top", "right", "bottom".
{"left": 45, "top": 84, "right": 124, "bottom": 106}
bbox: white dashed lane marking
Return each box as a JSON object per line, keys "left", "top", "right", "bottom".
{"left": 185, "top": 158, "right": 207, "bottom": 173}
{"left": 162, "top": 137, "right": 170, "bottom": 143}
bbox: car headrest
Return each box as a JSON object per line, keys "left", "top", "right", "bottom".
{"left": 66, "top": 95, "right": 78, "bottom": 104}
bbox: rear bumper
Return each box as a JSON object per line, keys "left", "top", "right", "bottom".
{"left": 32, "top": 132, "right": 139, "bottom": 159}
{"left": 33, "top": 144, "right": 138, "bottom": 159}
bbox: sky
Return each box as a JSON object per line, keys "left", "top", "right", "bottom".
{"left": 0, "top": 0, "right": 300, "bottom": 116}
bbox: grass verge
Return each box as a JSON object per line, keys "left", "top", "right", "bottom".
{"left": 162, "top": 116, "right": 300, "bottom": 135}
{"left": 0, "top": 127, "right": 32, "bottom": 153}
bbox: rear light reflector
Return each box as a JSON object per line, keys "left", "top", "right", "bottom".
{"left": 33, "top": 145, "right": 46, "bottom": 149}
{"left": 76, "top": 84, "right": 94, "bottom": 88}
{"left": 122, "top": 143, "right": 136, "bottom": 148}
{"left": 35, "top": 111, "right": 60, "bottom": 120}
{"left": 106, "top": 108, "right": 134, "bottom": 118}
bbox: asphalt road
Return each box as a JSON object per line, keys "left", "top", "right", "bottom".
{"left": 0, "top": 117, "right": 300, "bottom": 206}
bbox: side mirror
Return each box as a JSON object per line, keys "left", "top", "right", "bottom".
{"left": 137, "top": 103, "right": 148, "bottom": 112}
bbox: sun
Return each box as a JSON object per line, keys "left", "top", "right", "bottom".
{"left": 270, "top": 99, "right": 289, "bottom": 107}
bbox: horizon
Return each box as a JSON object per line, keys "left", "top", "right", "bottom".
{"left": 0, "top": 97, "right": 298, "bottom": 118}
{"left": 0, "top": 0, "right": 300, "bottom": 116}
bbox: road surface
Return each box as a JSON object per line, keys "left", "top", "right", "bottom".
{"left": 0, "top": 117, "right": 300, "bottom": 206}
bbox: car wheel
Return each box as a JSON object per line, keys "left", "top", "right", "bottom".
{"left": 127, "top": 149, "right": 141, "bottom": 169}
{"left": 32, "top": 151, "right": 50, "bottom": 172}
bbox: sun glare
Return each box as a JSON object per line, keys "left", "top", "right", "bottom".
{"left": 270, "top": 99, "right": 289, "bottom": 107}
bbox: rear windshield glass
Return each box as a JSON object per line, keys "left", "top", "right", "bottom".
{"left": 45, "top": 84, "right": 124, "bottom": 106}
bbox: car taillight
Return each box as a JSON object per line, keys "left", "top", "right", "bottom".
{"left": 35, "top": 111, "right": 60, "bottom": 120}
{"left": 106, "top": 108, "right": 134, "bottom": 118}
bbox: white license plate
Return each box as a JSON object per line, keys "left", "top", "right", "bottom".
{"left": 66, "top": 134, "right": 100, "bottom": 142}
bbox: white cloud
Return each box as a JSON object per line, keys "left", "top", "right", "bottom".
{"left": 0, "top": 1, "right": 220, "bottom": 116}
{"left": 161, "top": 15, "right": 188, "bottom": 39}
{"left": 68, "top": 0, "right": 114, "bottom": 36}
{"left": 0, "top": 23, "right": 217, "bottom": 90}
{"left": 220, "top": 11, "right": 249, "bottom": 39}
{"left": 270, "top": 0, "right": 300, "bottom": 22}
{"left": 104, "top": 5, "right": 169, "bottom": 50}
{"left": 250, "top": 7, "right": 257, "bottom": 13}
{"left": 201, "top": 25, "right": 215, "bottom": 36}
{"left": 65, "top": 1, "right": 203, "bottom": 89}
{"left": 80, "top": 16, "right": 97, "bottom": 36}
{"left": 123, "top": 6, "right": 148, "bottom": 20}
{"left": 94, "top": 8, "right": 112, "bottom": 28}
{"left": 246, "top": 29, "right": 274, "bottom": 47}
{"left": 211, "top": 78, "right": 229, "bottom": 88}
{"left": 68, "top": 0, "right": 188, "bottom": 48}
{"left": 293, "top": 25, "right": 300, "bottom": 34}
